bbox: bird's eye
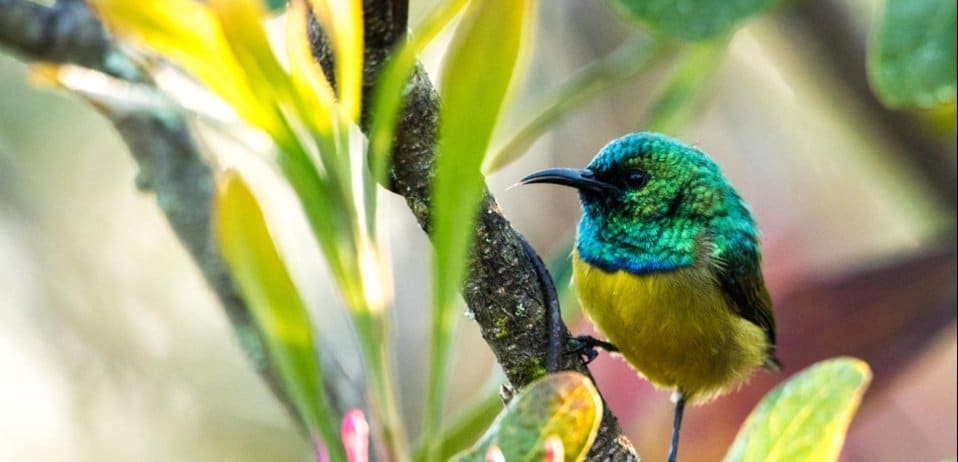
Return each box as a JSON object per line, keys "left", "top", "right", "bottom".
{"left": 624, "top": 171, "right": 649, "bottom": 189}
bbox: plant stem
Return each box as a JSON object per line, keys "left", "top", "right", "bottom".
{"left": 641, "top": 38, "right": 728, "bottom": 135}
{"left": 421, "top": 297, "right": 457, "bottom": 462}
{"left": 412, "top": 387, "right": 503, "bottom": 460}
{"left": 355, "top": 312, "right": 409, "bottom": 462}
{"left": 484, "top": 37, "right": 674, "bottom": 173}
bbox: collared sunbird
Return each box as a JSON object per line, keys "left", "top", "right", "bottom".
{"left": 521, "top": 132, "right": 781, "bottom": 462}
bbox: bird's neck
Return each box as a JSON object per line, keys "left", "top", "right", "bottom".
{"left": 575, "top": 214, "right": 704, "bottom": 275}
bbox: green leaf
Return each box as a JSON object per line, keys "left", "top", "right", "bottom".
{"left": 451, "top": 372, "right": 603, "bottom": 462}
{"left": 367, "top": 0, "right": 469, "bottom": 186}
{"left": 423, "top": 0, "right": 535, "bottom": 459}
{"left": 604, "top": 0, "right": 774, "bottom": 42}
{"left": 868, "top": 0, "right": 957, "bottom": 108}
{"left": 214, "top": 171, "right": 344, "bottom": 462}
{"left": 412, "top": 389, "right": 504, "bottom": 461}
{"left": 264, "top": 0, "right": 287, "bottom": 11}
{"left": 724, "top": 357, "right": 872, "bottom": 462}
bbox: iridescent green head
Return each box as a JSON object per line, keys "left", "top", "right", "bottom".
{"left": 522, "top": 132, "right": 761, "bottom": 274}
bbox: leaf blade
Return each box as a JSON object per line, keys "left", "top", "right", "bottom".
{"left": 88, "top": 0, "right": 280, "bottom": 134}
{"left": 451, "top": 372, "right": 604, "bottom": 462}
{"left": 367, "top": 0, "right": 470, "bottom": 186}
{"left": 724, "top": 357, "right": 872, "bottom": 462}
{"left": 307, "top": 0, "right": 364, "bottom": 121}
{"left": 605, "top": 0, "right": 774, "bottom": 41}
{"left": 868, "top": 0, "right": 957, "bottom": 108}
{"left": 425, "top": 0, "right": 536, "bottom": 458}
{"left": 214, "top": 171, "right": 344, "bottom": 462}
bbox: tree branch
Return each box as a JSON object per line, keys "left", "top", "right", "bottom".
{"left": 310, "top": 2, "right": 639, "bottom": 459}
{"left": 0, "top": 0, "right": 142, "bottom": 81}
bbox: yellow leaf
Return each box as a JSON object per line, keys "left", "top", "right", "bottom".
{"left": 307, "top": 0, "right": 364, "bottom": 121}
{"left": 214, "top": 170, "right": 344, "bottom": 461}
{"left": 89, "top": 0, "right": 277, "bottom": 134}
{"left": 207, "top": 0, "right": 289, "bottom": 108}
{"left": 724, "top": 357, "right": 872, "bottom": 462}
{"left": 286, "top": 0, "right": 337, "bottom": 137}
{"left": 451, "top": 372, "right": 603, "bottom": 462}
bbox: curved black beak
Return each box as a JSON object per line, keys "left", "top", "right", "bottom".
{"left": 520, "top": 168, "right": 619, "bottom": 195}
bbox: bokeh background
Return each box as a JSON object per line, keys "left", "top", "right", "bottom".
{"left": 0, "top": 0, "right": 954, "bottom": 461}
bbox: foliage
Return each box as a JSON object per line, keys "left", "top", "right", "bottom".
{"left": 426, "top": 1, "right": 535, "bottom": 459}
{"left": 868, "top": 0, "right": 957, "bottom": 108}
{"left": 451, "top": 372, "right": 603, "bottom": 462}
{"left": 604, "top": 0, "right": 775, "bottom": 41}
{"left": 724, "top": 358, "right": 872, "bottom": 462}
{"left": 215, "top": 171, "right": 344, "bottom": 460}
{"left": 87, "top": 0, "right": 402, "bottom": 458}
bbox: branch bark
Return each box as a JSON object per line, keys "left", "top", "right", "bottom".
{"left": 309, "top": 1, "right": 639, "bottom": 459}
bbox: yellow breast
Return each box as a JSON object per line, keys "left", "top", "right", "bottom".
{"left": 572, "top": 251, "right": 767, "bottom": 402}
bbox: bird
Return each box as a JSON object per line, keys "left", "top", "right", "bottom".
{"left": 520, "top": 132, "right": 780, "bottom": 462}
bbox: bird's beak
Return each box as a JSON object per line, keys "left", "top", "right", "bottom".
{"left": 519, "top": 168, "right": 619, "bottom": 195}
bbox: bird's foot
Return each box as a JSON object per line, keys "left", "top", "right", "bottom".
{"left": 567, "top": 335, "right": 619, "bottom": 365}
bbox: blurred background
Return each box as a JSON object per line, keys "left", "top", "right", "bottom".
{"left": 0, "top": 0, "right": 954, "bottom": 461}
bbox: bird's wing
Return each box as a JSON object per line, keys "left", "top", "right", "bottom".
{"left": 714, "top": 239, "right": 781, "bottom": 370}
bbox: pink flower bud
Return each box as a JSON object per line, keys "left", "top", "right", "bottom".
{"left": 485, "top": 444, "right": 505, "bottom": 462}
{"left": 341, "top": 409, "right": 370, "bottom": 462}
{"left": 543, "top": 435, "right": 564, "bottom": 462}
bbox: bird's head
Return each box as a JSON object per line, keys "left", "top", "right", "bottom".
{"left": 521, "top": 132, "right": 748, "bottom": 272}
{"left": 522, "top": 132, "right": 730, "bottom": 223}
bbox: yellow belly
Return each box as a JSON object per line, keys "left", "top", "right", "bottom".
{"left": 572, "top": 252, "right": 767, "bottom": 403}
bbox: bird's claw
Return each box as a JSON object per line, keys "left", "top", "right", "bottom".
{"left": 567, "top": 335, "right": 618, "bottom": 365}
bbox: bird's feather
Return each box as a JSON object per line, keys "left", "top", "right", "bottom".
{"left": 714, "top": 240, "right": 781, "bottom": 370}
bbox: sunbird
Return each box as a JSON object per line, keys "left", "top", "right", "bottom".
{"left": 521, "top": 132, "right": 780, "bottom": 462}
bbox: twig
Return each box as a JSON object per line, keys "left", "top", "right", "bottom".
{"left": 0, "top": 0, "right": 142, "bottom": 81}
{"left": 486, "top": 37, "right": 672, "bottom": 173}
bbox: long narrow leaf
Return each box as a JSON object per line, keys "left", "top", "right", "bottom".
{"left": 426, "top": 0, "right": 536, "bottom": 460}
{"left": 367, "top": 0, "right": 470, "bottom": 186}
{"left": 214, "top": 171, "right": 345, "bottom": 462}
{"left": 412, "top": 384, "right": 504, "bottom": 460}
{"left": 286, "top": 0, "right": 337, "bottom": 137}
{"left": 208, "top": 0, "right": 289, "bottom": 105}
{"left": 307, "top": 0, "right": 364, "bottom": 121}
{"left": 88, "top": 0, "right": 276, "bottom": 134}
